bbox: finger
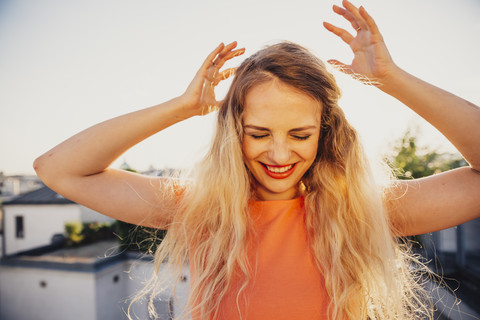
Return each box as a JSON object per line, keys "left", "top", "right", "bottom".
{"left": 342, "top": 0, "right": 368, "bottom": 31}
{"left": 213, "top": 41, "right": 238, "bottom": 65}
{"left": 228, "top": 48, "right": 246, "bottom": 59}
{"left": 193, "top": 42, "right": 226, "bottom": 84}
{"left": 201, "top": 104, "right": 218, "bottom": 116}
{"left": 202, "top": 98, "right": 220, "bottom": 115}
{"left": 359, "top": 6, "right": 381, "bottom": 36}
{"left": 200, "top": 43, "right": 225, "bottom": 72}
{"left": 212, "top": 48, "right": 245, "bottom": 70}
{"left": 332, "top": 4, "right": 361, "bottom": 32}
{"left": 222, "top": 41, "right": 238, "bottom": 53}
{"left": 212, "top": 67, "right": 237, "bottom": 85}
{"left": 203, "top": 42, "right": 241, "bottom": 82}
{"left": 323, "top": 21, "right": 354, "bottom": 45}
{"left": 327, "top": 59, "right": 354, "bottom": 75}
{"left": 187, "top": 43, "right": 224, "bottom": 92}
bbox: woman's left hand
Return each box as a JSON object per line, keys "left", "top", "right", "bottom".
{"left": 323, "top": 1, "right": 480, "bottom": 236}
{"left": 323, "top": 0, "right": 396, "bottom": 85}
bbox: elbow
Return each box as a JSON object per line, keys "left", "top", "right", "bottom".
{"left": 466, "top": 160, "right": 480, "bottom": 173}
{"left": 33, "top": 155, "right": 47, "bottom": 183}
{"left": 33, "top": 156, "right": 43, "bottom": 174}
{"left": 471, "top": 166, "right": 480, "bottom": 176}
{"left": 33, "top": 152, "right": 55, "bottom": 184}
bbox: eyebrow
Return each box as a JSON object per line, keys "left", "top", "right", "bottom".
{"left": 243, "top": 125, "right": 318, "bottom": 132}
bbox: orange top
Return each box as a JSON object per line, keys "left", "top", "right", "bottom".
{"left": 213, "top": 197, "right": 329, "bottom": 319}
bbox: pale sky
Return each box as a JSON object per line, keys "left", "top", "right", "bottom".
{"left": 1, "top": 0, "right": 479, "bottom": 175}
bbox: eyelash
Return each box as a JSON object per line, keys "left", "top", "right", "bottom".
{"left": 293, "top": 135, "right": 310, "bottom": 140}
{"left": 250, "top": 134, "right": 311, "bottom": 140}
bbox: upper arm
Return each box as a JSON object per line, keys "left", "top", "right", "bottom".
{"left": 46, "top": 168, "right": 179, "bottom": 229}
{"left": 385, "top": 167, "right": 480, "bottom": 236}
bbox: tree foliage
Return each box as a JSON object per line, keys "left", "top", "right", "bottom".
{"left": 385, "top": 129, "right": 466, "bottom": 179}
{"left": 64, "top": 221, "right": 115, "bottom": 247}
{"left": 63, "top": 220, "right": 165, "bottom": 253}
{"left": 114, "top": 221, "right": 166, "bottom": 254}
{"left": 114, "top": 162, "right": 167, "bottom": 254}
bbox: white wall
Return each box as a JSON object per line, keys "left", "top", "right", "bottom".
{"left": 0, "top": 259, "right": 191, "bottom": 320}
{"left": 95, "top": 261, "right": 130, "bottom": 320}
{"left": 0, "top": 266, "right": 97, "bottom": 320}
{"left": 439, "top": 226, "right": 457, "bottom": 252}
{"left": 123, "top": 259, "right": 190, "bottom": 320}
{"left": 3, "top": 204, "right": 115, "bottom": 256}
{"left": 4, "top": 204, "right": 80, "bottom": 255}
{"left": 465, "top": 219, "right": 480, "bottom": 251}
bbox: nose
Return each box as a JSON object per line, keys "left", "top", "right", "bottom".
{"left": 268, "top": 137, "right": 292, "bottom": 165}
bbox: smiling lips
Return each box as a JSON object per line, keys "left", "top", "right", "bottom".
{"left": 261, "top": 163, "right": 296, "bottom": 179}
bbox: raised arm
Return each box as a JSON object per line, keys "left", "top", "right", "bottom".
{"left": 34, "top": 42, "right": 245, "bottom": 229}
{"left": 324, "top": 0, "right": 480, "bottom": 236}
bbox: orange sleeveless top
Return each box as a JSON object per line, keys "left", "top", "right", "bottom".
{"left": 200, "top": 197, "right": 330, "bottom": 319}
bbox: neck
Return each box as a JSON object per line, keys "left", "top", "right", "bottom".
{"left": 254, "top": 186, "right": 302, "bottom": 201}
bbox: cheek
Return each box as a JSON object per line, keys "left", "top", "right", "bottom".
{"left": 242, "top": 138, "right": 261, "bottom": 161}
{"left": 301, "top": 140, "right": 319, "bottom": 163}
{"left": 242, "top": 140, "right": 251, "bottom": 160}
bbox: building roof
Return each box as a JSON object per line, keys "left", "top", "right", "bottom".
{"left": 0, "top": 240, "right": 138, "bottom": 272}
{"left": 2, "top": 184, "right": 75, "bottom": 205}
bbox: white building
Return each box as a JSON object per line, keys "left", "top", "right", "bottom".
{"left": 0, "top": 240, "right": 190, "bottom": 320}
{"left": 0, "top": 173, "right": 43, "bottom": 203}
{"left": 1, "top": 185, "right": 114, "bottom": 256}
{"left": 0, "top": 184, "right": 189, "bottom": 320}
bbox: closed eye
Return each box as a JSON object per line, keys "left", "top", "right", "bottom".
{"left": 251, "top": 134, "right": 269, "bottom": 139}
{"left": 292, "top": 135, "right": 311, "bottom": 140}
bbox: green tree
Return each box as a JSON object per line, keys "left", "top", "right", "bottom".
{"left": 386, "top": 129, "right": 466, "bottom": 179}
{"left": 385, "top": 129, "right": 467, "bottom": 251}
{"left": 114, "top": 221, "right": 166, "bottom": 254}
{"left": 115, "top": 161, "right": 166, "bottom": 254}
{"left": 64, "top": 221, "right": 115, "bottom": 247}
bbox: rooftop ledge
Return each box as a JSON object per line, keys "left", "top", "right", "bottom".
{"left": 0, "top": 240, "right": 153, "bottom": 273}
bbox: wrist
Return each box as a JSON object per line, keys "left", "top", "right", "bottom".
{"left": 172, "top": 95, "right": 202, "bottom": 119}
{"left": 375, "top": 64, "right": 406, "bottom": 94}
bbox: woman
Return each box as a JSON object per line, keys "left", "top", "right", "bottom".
{"left": 34, "top": 1, "right": 480, "bottom": 319}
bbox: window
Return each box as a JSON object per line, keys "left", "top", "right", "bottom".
{"left": 463, "top": 218, "right": 480, "bottom": 274}
{"left": 15, "top": 216, "right": 24, "bottom": 238}
{"left": 150, "top": 297, "right": 174, "bottom": 320}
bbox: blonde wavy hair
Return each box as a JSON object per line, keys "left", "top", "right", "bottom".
{"left": 131, "top": 42, "right": 432, "bottom": 320}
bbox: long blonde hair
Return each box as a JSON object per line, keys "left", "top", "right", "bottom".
{"left": 134, "top": 42, "right": 432, "bottom": 320}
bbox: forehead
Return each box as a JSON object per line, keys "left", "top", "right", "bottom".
{"left": 243, "top": 80, "right": 322, "bottom": 128}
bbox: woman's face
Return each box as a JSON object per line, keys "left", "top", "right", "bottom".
{"left": 242, "top": 79, "right": 321, "bottom": 201}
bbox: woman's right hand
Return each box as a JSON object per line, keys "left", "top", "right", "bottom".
{"left": 33, "top": 42, "right": 244, "bottom": 229}
{"left": 181, "top": 42, "right": 245, "bottom": 116}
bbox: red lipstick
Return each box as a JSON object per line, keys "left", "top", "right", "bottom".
{"left": 261, "top": 163, "right": 296, "bottom": 179}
